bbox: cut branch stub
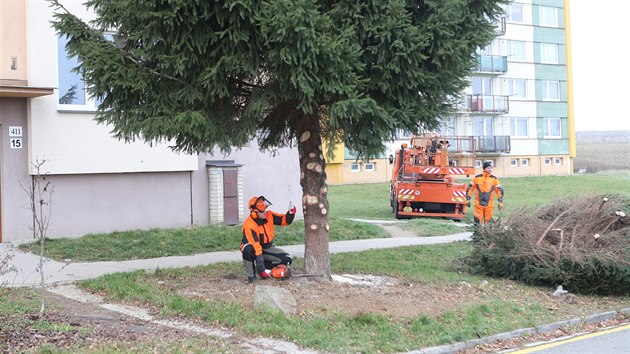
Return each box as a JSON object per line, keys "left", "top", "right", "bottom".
{"left": 536, "top": 209, "right": 569, "bottom": 246}
{"left": 300, "top": 131, "right": 311, "bottom": 143}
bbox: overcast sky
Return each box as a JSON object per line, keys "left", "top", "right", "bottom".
{"left": 570, "top": 0, "right": 630, "bottom": 131}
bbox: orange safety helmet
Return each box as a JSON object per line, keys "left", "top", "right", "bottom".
{"left": 249, "top": 195, "right": 272, "bottom": 212}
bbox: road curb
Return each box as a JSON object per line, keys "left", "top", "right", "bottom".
{"left": 405, "top": 308, "right": 630, "bottom": 354}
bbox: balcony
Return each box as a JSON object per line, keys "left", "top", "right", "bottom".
{"left": 467, "top": 94, "right": 509, "bottom": 114}
{"left": 474, "top": 55, "right": 508, "bottom": 74}
{"left": 474, "top": 135, "right": 511, "bottom": 154}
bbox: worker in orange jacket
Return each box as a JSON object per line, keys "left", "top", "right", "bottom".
{"left": 241, "top": 195, "right": 296, "bottom": 282}
{"left": 465, "top": 161, "right": 504, "bottom": 224}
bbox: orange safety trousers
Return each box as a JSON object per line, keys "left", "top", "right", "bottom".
{"left": 473, "top": 205, "right": 494, "bottom": 224}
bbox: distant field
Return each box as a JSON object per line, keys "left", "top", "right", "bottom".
{"left": 575, "top": 144, "right": 630, "bottom": 172}
{"left": 574, "top": 130, "right": 630, "bottom": 172}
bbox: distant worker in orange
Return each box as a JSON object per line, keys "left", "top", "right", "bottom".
{"left": 240, "top": 195, "right": 296, "bottom": 282}
{"left": 465, "top": 162, "right": 504, "bottom": 224}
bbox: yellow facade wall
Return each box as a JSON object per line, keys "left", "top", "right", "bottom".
{"left": 495, "top": 155, "right": 572, "bottom": 177}
{"left": 326, "top": 159, "right": 391, "bottom": 185}
{"left": 0, "top": 0, "right": 27, "bottom": 84}
{"left": 321, "top": 141, "right": 345, "bottom": 164}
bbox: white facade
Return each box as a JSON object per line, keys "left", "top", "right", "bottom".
{"left": 27, "top": 1, "right": 198, "bottom": 175}
{"left": 0, "top": 1, "right": 301, "bottom": 243}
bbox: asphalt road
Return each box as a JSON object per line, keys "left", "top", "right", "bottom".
{"left": 511, "top": 324, "right": 630, "bottom": 354}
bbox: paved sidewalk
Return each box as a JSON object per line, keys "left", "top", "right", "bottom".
{"left": 0, "top": 232, "right": 471, "bottom": 287}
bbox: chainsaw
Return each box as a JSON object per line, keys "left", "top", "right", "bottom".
{"left": 269, "top": 265, "right": 323, "bottom": 279}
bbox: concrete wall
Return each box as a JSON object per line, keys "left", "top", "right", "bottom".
{"left": 0, "top": 99, "right": 33, "bottom": 242}
{"left": 39, "top": 171, "right": 196, "bottom": 239}
{"left": 212, "top": 143, "right": 302, "bottom": 218}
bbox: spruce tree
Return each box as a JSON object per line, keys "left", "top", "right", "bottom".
{"left": 51, "top": 0, "right": 504, "bottom": 278}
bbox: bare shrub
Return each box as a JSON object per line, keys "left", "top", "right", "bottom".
{"left": 467, "top": 194, "right": 630, "bottom": 295}
{"left": 0, "top": 252, "right": 15, "bottom": 296}
{"left": 19, "top": 159, "right": 54, "bottom": 315}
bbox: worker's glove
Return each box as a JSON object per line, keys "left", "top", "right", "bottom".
{"left": 288, "top": 201, "right": 296, "bottom": 214}
{"left": 498, "top": 202, "right": 504, "bottom": 210}
{"left": 259, "top": 269, "right": 271, "bottom": 279}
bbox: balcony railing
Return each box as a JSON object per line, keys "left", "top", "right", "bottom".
{"left": 474, "top": 55, "right": 508, "bottom": 73}
{"left": 467, "top": 94, "right": 509, "bottom": 114}
{"left": 474, "top": 135, "right": 511, "bottom": 154}
{"left": 495, "top": 16, "right": 507, "bottom": 36}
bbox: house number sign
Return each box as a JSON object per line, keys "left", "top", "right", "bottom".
{"left": 9, "top": 126, "right": 23, "bottom": 149}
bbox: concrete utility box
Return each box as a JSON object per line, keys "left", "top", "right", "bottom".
{"left": 206, "top": 160, "right": 244, "bottom": 225}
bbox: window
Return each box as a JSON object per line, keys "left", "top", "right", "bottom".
{"left": 544, "top": 118, "right": 561, "bottom": 138}
{"left": 540, "top": 6, "right": 558, "bottom": 27}
{"left": 364, "top": 162, "right": 375, "bottom": 172}
{"left": 508, "top": 40, "right": 526, "bottom": 61}
{"left": 521, "top": 158, "right": 529, "bottom": 166}
{"left": 544, "top": 157, "right": 552, "bottom": 165}
{"left": 472, "top": 77, "right": 493, "bottom": 95}
{"left": 511, "top": 159, "right": 518, "bottom": 167}
{"left": 473, "top": 116, "right": 494, "bottom": 136}
{"left": 541, "top": 43, "right": 559, "bottom": 64}
{"left": 475, "top": 160, "right": 482, "bottom": 168}
{"left": 58, "top": 33, "right": 117, "bottom": 110}
{"left": 508, "top": 3, "right": 524, "bottom": 22}
{"left": 508, "top": 79, "right": 527, "bottom": 98}
{"left": 555, "top": 157, "right": 563, "bottom": 165}
{"left": 351, "top": 163, "right": 360, "bottom": 172}
{"left": 479, "top": 44, "right": 492, "bottom": 55}
{"left": 510, "top": 118, "right": 528, "bottom": 137}
{"left": 542, "top": 80, "right": 560, "bottom": 101}
{"left": 439, "top": 117, "right": 456, "bottom": 136}
{"left": 58, "top": 35, "right": 88, "bottom": 107}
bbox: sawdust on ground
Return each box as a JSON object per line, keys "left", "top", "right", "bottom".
{"left": 176, "top": 271, "right": 627, "bottom": 321}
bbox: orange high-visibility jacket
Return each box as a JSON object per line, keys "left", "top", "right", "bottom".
{"left": 240, "top": 211, "right": 293, "bottom": 256}
{"left": 466, "top": 172, "right": 504, "bottom": 207}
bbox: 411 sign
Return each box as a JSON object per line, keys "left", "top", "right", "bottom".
{"left": 9, "top": 126, "right": 23, "bottom": 149}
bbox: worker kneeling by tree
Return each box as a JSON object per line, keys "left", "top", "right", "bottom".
{"left": 240, "top": 195, "right": 296, "bottom": 282}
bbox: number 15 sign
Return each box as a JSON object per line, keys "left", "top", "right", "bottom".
{"left": 9, "top": 126, "right": 23, "bottom": 149}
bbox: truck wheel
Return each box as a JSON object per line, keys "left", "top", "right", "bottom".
{"left": 390, "top": 192, "right": 396, "bottom": 213}
{"left": 394, "top": 201, "right": 403, "bottom": 219}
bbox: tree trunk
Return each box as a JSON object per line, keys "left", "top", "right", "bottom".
{"left": 296, "top": 111, "right": 331, "bottom": 280}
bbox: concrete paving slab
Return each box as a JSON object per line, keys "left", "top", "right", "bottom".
{"left": 0, "top": 232, "right": 471, "bottom": 287}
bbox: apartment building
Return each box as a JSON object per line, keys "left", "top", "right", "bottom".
{"left": 327, "top": 0, "right": 575, "bottom": 184}
{"left": 0, "top": 1, "right": 301, "bottom": 243}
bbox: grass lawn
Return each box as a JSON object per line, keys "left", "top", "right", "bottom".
{"left": 7, "top": 171, "right": 630, "bottom": 353}
{"left": 20, "top": 218, "right": 386, "bottom": 262}
{"left": 328, "top": 170, "right": 630, "bottom": 219}
{"left": 76, "top": 241, "right": 630, "bottom": 353}
{"left": 19, "top": 171, "right": 630, "bottom": 261}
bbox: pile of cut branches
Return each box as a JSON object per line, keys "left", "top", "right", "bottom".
{"left": 467, "top": 194, "right": 630, "bottom": 295}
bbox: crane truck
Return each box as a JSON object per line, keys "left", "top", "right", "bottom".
{"left": 389, "top": 134, "right": 476, "bottom": 220}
